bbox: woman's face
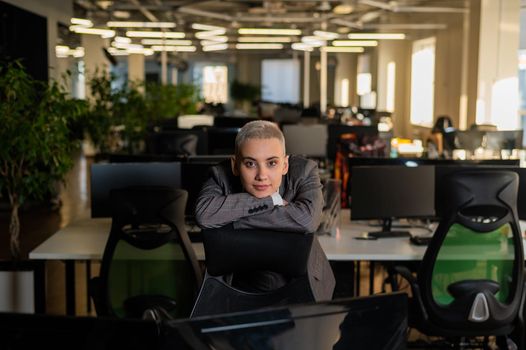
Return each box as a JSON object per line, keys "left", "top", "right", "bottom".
{"left": 232, "top": 137, "right": 289, "bottom": 198}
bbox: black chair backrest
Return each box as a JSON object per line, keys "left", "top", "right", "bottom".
{"left": 418, "top": 170, "right": 524, "bottom": 334}
{"left": 95, "top": 186, "right": 202, "bottom": 318}
{"left": 202, "top": 224, "right": 314, "bottom": 278}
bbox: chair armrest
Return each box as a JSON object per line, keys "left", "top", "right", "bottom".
{"left": 391, "top": 265, "right": 429, "bottom": 322}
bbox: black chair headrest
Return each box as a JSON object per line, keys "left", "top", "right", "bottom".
{"left": 202, "top": 224, "right": 314, "bottom": 278}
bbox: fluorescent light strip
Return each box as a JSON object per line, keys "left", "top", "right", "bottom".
{"left": 107, "top": 21, "right": 176, "bottom": 28}
{"left": 55, "top": 45, "right": 84, "bottom": 58}
{"left": 112, "top": 42, "right": 144, "bottom": 50}
{"left": 70, "top": 26, "right": 115, "bottom": 38}
{"left": 114, "top": 36, "right": 131, "bottom": 44}
{"left": 321, "top": 47, "right": 364, "bottom": 53}
{"left": 141, "top": 39, "right": 193, "bottom": 46}
{"left": 332, "top": 40, "right": 378, "bottom": 47}
{"left": 301, "top": 36, "right": 326, "bottom": 47}
{"left": 238, "top": 36, "right": 291, "bottom": 43}
{"left": 235, "top": 43, "right": 284, "bottom": 50}
{"left": 348, "top": 33, "right": 406, "bottom": 40}
{"left": 238, "top": 28, "right": 301, "bottom": 35}
{"left": 192, "top": 23, "right": 225, "bottom": 31}
{"left": 291, "top": 43, "right": 313, "bottom": 52}
{"left": 70, "top": 18, "right": 93, "bottom": 27}
{"left": 197, "top": 36, "right": 228, "bottom": 43}
{"left": 202, "top": 43, "right": 228, "bottom": 51}
{"left": 201, "top": 39, "right": 228, "bottom": 46}
{"left": 195, "top": 29, "right": 227, "bottom": 39}
{"left": 313, "top": 30, "right": 339, "bottom": 40}
{"left": 107, "top": 47, "right": 129, "bottom": 56}
{"left": 127, "top": 47, "right": 154, "bottom": 56}
{"left": 126, "top": 31, "right": 185, "bottom": 38}
{"left": 151, "top": 45, "right": 197, "bottom": 52}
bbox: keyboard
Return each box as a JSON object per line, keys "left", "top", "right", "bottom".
{"left": 410, "top": 235, "right": 432, "bottom": 246}
{"left": 368, "top": 230, "right": 411, "bottom": 239}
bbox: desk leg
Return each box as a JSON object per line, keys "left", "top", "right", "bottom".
{"left": 34, "top": 260, "right": 46, "bottom": 313}
{"left": 356, "top": 261, "right": 361, "bottom": 296}
{"left": 86, "top": 261, "right": 91, "bottom": 314}
{"left": 65, "top": 260, "right": 76, "bottom": 316}
{"left": 369, "top": 261, "right": 375, "bottom": 295}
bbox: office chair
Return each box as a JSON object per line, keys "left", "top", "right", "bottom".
{"left": 392, "top": 170, "right": 525, "bottom": 348}
{"left": 146, "top": 131, "right": 199, "bottom": 156}
{"left": 90, "top": 186, "right": 203, "bottom": 319}
{"left": 190, "top": 225, "right": 318, "bottom": 317}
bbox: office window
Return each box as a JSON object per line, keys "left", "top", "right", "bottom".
{"left": 386, "top": 61, "right": 396, "bottom": 112}
{"left": 340, "top": 78, "right": 349, "bottom": 107}
{"left": 261, "top": 59, "right": 300, "bottom": 103}
{"left": 410, "top": 37, "right": 436, "bottom": 127}
{"left": 357, "top": 73, "right": 371, "bottom": 96}
{"left": 202, "top": 65, "right": 228, "bottom": 104}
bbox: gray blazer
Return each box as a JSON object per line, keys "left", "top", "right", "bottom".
{"left": 195, "top": 155, "right": 335, "bottom": 301}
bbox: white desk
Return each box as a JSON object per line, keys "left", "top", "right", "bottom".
{"left": 29, "top": 210, "right": 526, "bottom": 315}
{"left": 29, "top": 210, "right": 429, "bottom": 262}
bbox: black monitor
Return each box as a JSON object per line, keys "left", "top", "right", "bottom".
{"left": 484, "top": 130, "right": 524, "bottom": 151}
{"left": 454, "top": 130, "right": 486, "bottom": 151}
{"left": 0, "top": 312, "right": 158, "bottom": 350}
{"left": 90, "top": 162, "right": 182, "bottom": 218}
{"left": 206, "top": 127, "right": 239, "bottom": 155}
{"left": 350, "top": 165, "right": 435, "bottom": 236}
{"left": 327, "top": 124, "right": 379, "bottom": 160}
{"left": 435, "top": 164, "right": 525, "bottom": 219}
{"left": 181, "top": 161, "right": 224, "bottom": 223}
{"left": 164, "top": 292, "right": 407, "bottom": 350}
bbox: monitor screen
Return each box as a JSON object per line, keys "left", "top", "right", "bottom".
{"left": 283, "top": 124, "right": 328, "bottom": 158}
{"left": 350, "top": 165, "right": 435, "bottom": 222}
{"left": 0, "top": 312, "right": 158, "bottom": 349}
{"left": 484, "top": 130, "right": 524, "bottom": 151}
{"left": 90, "top": 162, "right": 182, "bottom": 218}
{"left": 164, "top": 292, "right": 407, "bottom": 350}
{"left": 181, "top": 161, "right": 223, "bottom": 221}
{"left": 327, "top": 124, "right": 379, "bottom": 160}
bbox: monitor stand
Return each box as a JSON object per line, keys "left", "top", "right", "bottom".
{"left": 368, "top": 218, "right": 411, "bottom": 239}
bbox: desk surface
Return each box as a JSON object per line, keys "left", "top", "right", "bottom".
{"left": 29, "top": 210, "right": 526, "bottom": 262}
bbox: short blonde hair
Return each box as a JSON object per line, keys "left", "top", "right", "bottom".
{"left": 234, "top": 120, "right": 286, "bottom": 159}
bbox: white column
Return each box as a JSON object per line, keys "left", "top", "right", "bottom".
{"left": 161, "top": 50, "right": 167, "bottom": 85}
{"left": 334, "top": 53, "right": 353, "bottom": 107}
{"left": 82, "top": 34, "right": 109, "bottom": 99}
{"left": 320, "top": 49, "right": 327, "bottom": 115}
{"left": 303, "top": 51, "right": 310, "bottom": 108}
{"left": 475, "top": 0, "right": 520, "bottom": 129}
{"left": 128, "top": 53, "right": 145, "bottom": 92}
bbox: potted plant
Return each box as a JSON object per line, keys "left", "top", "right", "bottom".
{"left": 0, "top": 61, "right": 85, "bottom": 260}
{"left": 230, "top": 80, "right": 260, "bottom": 114}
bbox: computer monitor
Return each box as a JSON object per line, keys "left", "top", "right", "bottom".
{"left": 206, "top": 127, "right": 240, "bottom": 155}
{"left": 350, "top": 165, "right": 435, "bottom": 236}
{"left": 0, "top": 312, "right": 158, "bottom": 349}
{"left": 484, "top": 130, "right": 524, "bottom": 151}
{"left": 90, "top": 162, "right": 182, "bottom": 218}
{"left": 435, "top": 164, "right": 525, "bottom": 219}
{"left": 181, "top": 161, "right": 224, "bottom": 222}
{"left": 164, "top": 292, "right": 407, "bottom": 350}
{"left": 282, "top": 124, "right": 328, "bottom": 158}
{"left": 454, "top": 130, "right": 485, "bottom": 151}
{"left": 327, "top": 124, "right": 379, "bottom": 160}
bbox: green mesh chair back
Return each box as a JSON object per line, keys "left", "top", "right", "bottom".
{"left": 94, "top": 186, "right": 202, "bottom": 319}
{"left": 418, "top": 170, "right": 524, "bottom": 337}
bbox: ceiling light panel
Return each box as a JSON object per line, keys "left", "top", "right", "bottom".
{"left": 321, "top": 47, "right": 364, "bottom": 53}
{"left": 238, "top": 28, "right": 301, "bottom": 35}
{"left": 192, "top": 23, "right": 225, "bottom": 31}
{"left": 107, "top": 21, "right": 176, "bottom": 28}
{"left": 235, "top": 43, "right": 284, "bottom": 49}
{"left": 140, "top": 39, "right": 193, "bottom": 46}
{"left": 237, "top": 36, "right": 292, "bottom": 43}
{"left": 333, "top": 40, "right": 378, "bottom": 47}
{"left": 126, "top": 31, "right": 185, "bottom": 38}
{"left": 348, "top": 33, "right": 406, "bottom": 40}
